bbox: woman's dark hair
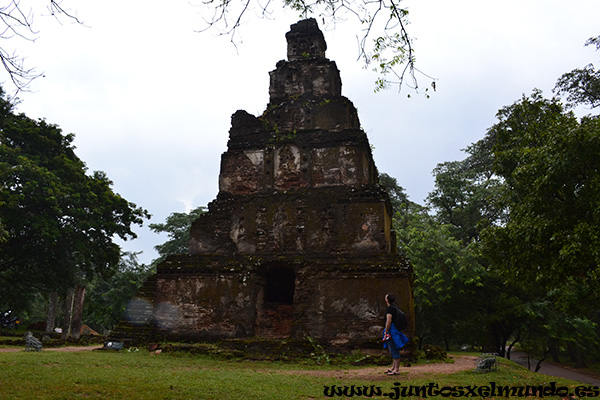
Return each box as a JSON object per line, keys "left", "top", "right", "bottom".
{"left": 386, "top": 293, "right": 396, "bottom": 304}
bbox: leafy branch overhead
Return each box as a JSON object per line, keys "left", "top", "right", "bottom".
{"left": 196, "top": 0, "right": 435, "bottom": 93}
{"left": 1, "top": 0, "right": 433, "bottom": 94}
{"left": 554, "top": 35, "right": 600, "bottom": 110}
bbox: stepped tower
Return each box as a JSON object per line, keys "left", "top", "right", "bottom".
{"left": 114, "top": 19, "right": 413, "bottom": 348}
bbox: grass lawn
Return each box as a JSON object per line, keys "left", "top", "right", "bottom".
{"left": 0, "top": 348, "right": 596, "bottom": 399}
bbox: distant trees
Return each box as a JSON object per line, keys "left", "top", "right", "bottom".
{"left": 83, "top": 252, "right": 154, "bottom": 334}
{"left": 148, "top": 206, "right": 206, "bottom": 266}
{"left": 380, "top": 173, "right": 486, "bottom": 350}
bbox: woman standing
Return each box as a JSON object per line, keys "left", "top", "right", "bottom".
{"left": 383, "top": 293, "right": 409, "bottom": 375}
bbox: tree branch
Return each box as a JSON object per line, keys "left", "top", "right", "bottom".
{"left": 0, "top": 1, "right": 82, "bottom": 95}
{"left": 193, "top": 0, "right": 435, "bottom": 94}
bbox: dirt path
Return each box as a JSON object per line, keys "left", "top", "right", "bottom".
{"left": 281, "top": 355, "right": 478, "bottom": 381}
{"left": 0, "top": 345, "right": 102, "bottom": 353}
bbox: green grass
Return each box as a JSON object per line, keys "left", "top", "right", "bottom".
{"left": 0, "top": 350, "right": 595, "bottom": 399}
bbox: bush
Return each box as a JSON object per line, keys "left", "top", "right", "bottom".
{"left": 423, "top": 344, "right": 448, "bottom": 361}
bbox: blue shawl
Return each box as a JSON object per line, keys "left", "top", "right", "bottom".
{"left": 383, "top": 323, "right": 409, "bottom": 350}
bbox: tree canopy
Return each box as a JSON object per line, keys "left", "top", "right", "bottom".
{"left": 554, "top": 35, "right": 600, "bottom": 110}
{"left": 480, "top": 90, "right": 600, "bottom": 289}
{"left": 376, "top": 35, "right": 600, "bottom": 360}
{"left": 0, "top": 89, "right": 149, "bottom": 308}
{"left": 149, "top": 206, "right": 206, "bottom": 266}
{"left": 412, "top": 55, "right": 600, "bottom": 359}
{"left": 83, "top": 252, "right": 154, "bottom": 333}
{"left": 427, "top": 158, "right": 504, "bottom": 244}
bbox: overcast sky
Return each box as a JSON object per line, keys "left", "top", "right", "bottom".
{"left": 8, "top": 0, "right": 600, "bottom": 264}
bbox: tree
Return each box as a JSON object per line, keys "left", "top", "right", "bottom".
{"left": 481, "top": 90, "right": 600, "bottom": 290}
{"left": 554, "top": 35, "right": 600, "bottom": 110}
{"left": 400, "top": 208, "right": 482, "bottom": 349}
{"left": 423, "top": 88, "right": 600, "bottom": 359}
{"left": 0, "top": 1, "right": 81, "bottom": 93}
{"left": 476, "top": 90, "right": 600, "bottom": 361}
{"left": 378, "top": 172, "right": 410, "bottom": 215}
{"left": 380, "top": 172, "right": 487, "bottom": 349}
{"left": 83, "top": 252, "right": 154, "bottom": 334}
{"left": 423, "top": 155, "right": 539, "bottom": 355}
{"left": 0, "top": 88, "right": 149, "bottom": 309}
{"left": 427, "top": 159, "right": 504, "bottom": 244}
{"left": 410, "top": 38, "right": 600, "bottom": 356}
{"left": 149, "top": 206, "right": 206, "bottom": 265}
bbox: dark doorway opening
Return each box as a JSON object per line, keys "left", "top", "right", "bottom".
{"left": 265, "top": 266, "right": 295, "bottom": 304}
{"left": 256, "top": 265, "right": 295, "bottom": 338}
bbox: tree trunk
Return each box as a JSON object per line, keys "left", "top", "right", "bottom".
{"left": 534, "top": 358, "right": 545, "bottom": 372}
{"left": 70, "top": 286, "right": 86, "bottom": 340}
{"left": 506, "top": 336, "right": 519, "bottom": 360}
{"left": 45, "top": 292, "right": 59, "bottom": 334}
{"left": 499, "top": 335, "right": 507, "bottom": 357}
{"left": 61, "top": 288, "right": 75, "bottom": 340}
{"left": 534, "top": 349, "right": 548, "bottom": 373}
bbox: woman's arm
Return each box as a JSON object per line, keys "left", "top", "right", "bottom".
{"left": 385, "top": 313, "right": 393, "bottom": 333}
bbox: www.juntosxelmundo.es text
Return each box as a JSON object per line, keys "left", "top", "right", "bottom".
{"left": 323, "top": 382, "right": 600, "bottom": 398}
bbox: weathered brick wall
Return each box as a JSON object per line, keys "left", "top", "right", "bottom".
{"left": 153, "top": 275, "right": 255, "bottom": 338}
{"left": 293, "top": 259, "right": 414, "bottom": 345}
{"left": 189, "top": 188, "right": 394, "bottom": 255}
{"left": 145, "top": 255, "right": 413, "bottom": 345}
{"left": 218, "top": 141, "right": 375, "bottom": 193}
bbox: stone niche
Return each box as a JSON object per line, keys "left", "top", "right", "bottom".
{"left": 114, "top": 18, "right": 414, "bottom": 348}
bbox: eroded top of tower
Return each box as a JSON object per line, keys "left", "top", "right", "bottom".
{"left": 285, "top": 18, "right": 327, "bottom": 61}
{"left": 270, "top": 18, "right": 341, "bottom": 103}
